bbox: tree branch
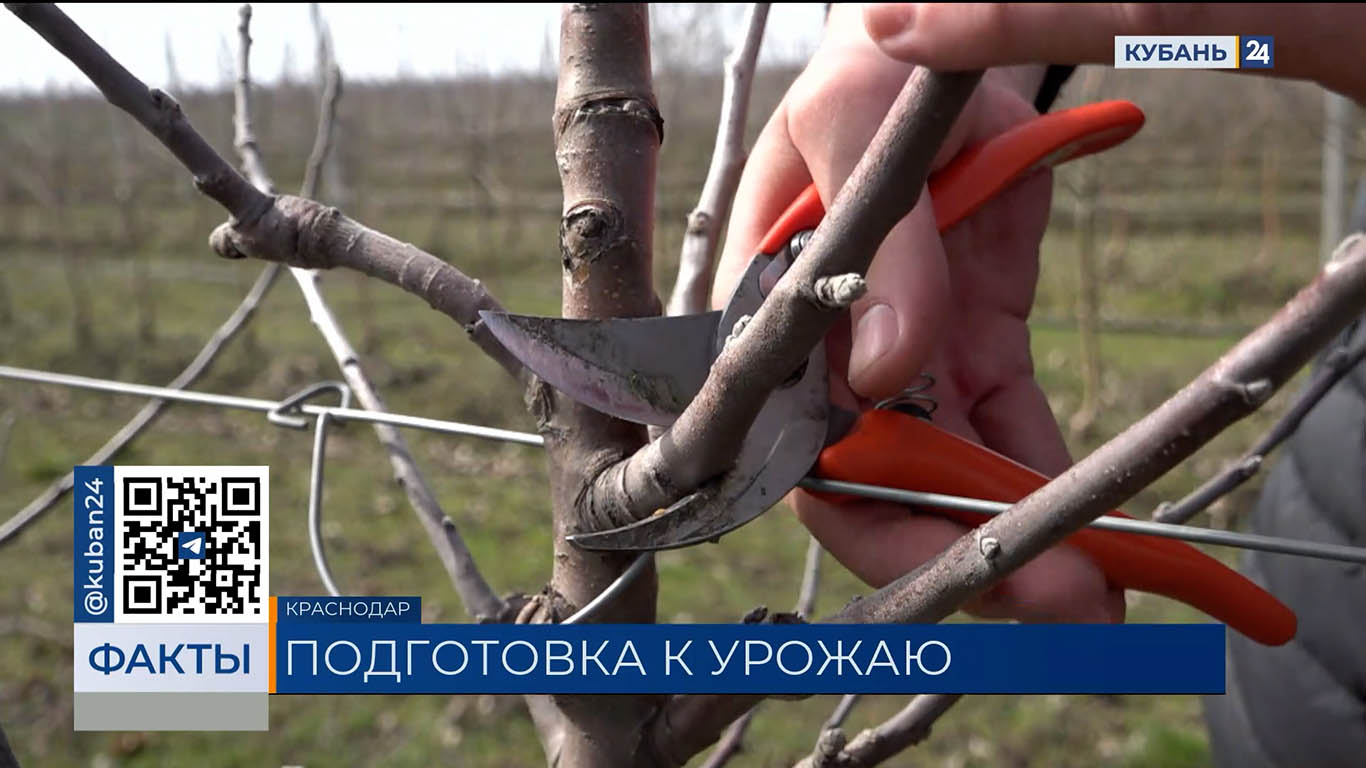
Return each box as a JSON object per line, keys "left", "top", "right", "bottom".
{"left": 697, "top": 709, "right": 757, "bottom": 768}
{"left": 546, "top": 5, "right": 664, "bottom": 766}
{"left": 4, "top": 2, "right": 525, "bottom": 383}
{"left": 795, "top": 694, "right": 963, "bottom": 768}
{"left": 0, "top": 411, "right": 14, "bottom": 474}
{"left": 1153, "top": 325, "right": 1366, "bottom": 524}
{"left": 666, "top": 2, "right": 769, "bottom": 316}
{"left": 699, "top": 535, "right": 825, "bottom": 768}
{"left": 796, "top": 535, "right": 822, "bottom": 619}
{"left": 230, "top": 4, "right": 507, "bottom": 622}
{"left": 0, "top": 264, "right": 281, "bottom": 547}
{"left": 640, "top": 69, "right": 982, "bottom": 768}
{"left": 591, "top": 68, "right": 984, "bottom": 529}
{"left": 4, "top": 3, "right": 266, "bottom": 220}
{"left": 834, "top": 234, "right": 1366, "bottom": 626}
{"left": 822, "top": 695, "right": 861, "bottom": 732}
{"left": 646, "top": 235, "right": 1366, "bottom": 767}
{"left": 301, "top": 62, "right": 341, "bottom": 200}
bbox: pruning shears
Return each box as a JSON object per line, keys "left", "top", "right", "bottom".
{"left": 481, "top": 100, "right": 1298, "bottom": 646}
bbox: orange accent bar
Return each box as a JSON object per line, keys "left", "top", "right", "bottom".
{"left": 268, "top": 595, "right": 277, "bottom": 694}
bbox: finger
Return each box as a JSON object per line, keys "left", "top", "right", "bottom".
{"left": 864, "top": 3, "right": 1128, "bottom": 67}
{"left": 846, "top": 204, "right": 951, "bottom": 399}
{"left": 791, "top": 492, "right": 1124, "bottom": 623}
{"left": 971, "top": 374, "right": 1073, "bottom": 478}
{"left": 969, "top": 543, "right": 1127, "bottom": 624}
{"left": 844, "top": 83, "right": 1036, "bottom": 399}
{"left": 711, "top": 100, "right": 813, "bottom": 309}
{"left": 862, "top": 2, "right": 1366, "bottom": 102}
{"left": 792, "top": 492, "right": 979, "bottom": 588}
{"left": 798, "top": 77, "right": 995, "bottom": 400}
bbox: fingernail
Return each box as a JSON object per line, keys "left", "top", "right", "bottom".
{"left": 849, "top": 303, "right": 898, "bottom": 387}
{"left": 864, "top": 4, "right": 917, "bottom": 45}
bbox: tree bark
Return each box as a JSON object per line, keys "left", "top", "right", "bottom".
{"left": 542, "top": 5, "right": 665, "bottom": 766}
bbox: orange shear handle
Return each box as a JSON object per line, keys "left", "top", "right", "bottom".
{"left": 757, "top": 99, "right": 1146, "bottom": 255}
{"left": 758, "top": 98, "right": 1295, "bottom": 646}
{"left": 816, "top": 411, "right": 1298, "bottom": 646}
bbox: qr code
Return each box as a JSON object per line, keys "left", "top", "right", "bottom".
{"left": 114, "top": 467, "right": 269, "bottom": 623}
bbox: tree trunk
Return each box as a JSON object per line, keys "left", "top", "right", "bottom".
{"left": 541, "top": 5, "right": 665, "bottom": 766}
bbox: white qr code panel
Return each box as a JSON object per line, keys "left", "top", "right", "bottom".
{"left": 114, "top": 466, "right": 269, "bottom": 623}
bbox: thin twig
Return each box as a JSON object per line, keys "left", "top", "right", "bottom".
{"left": 231, "top": 4, "right": 507, "bottom": 622}
{"left": 666, "top": 2, "right": 770, "bottom": 316}
{"left": 796, "top": 535, "right": 822, "bottom": 619}
{"left": 701, "top": 534, "right": 824, "bottom": 768}
{"left": 698, "top": 709, "right": 757, "bottom": 768}
{"left": 5, "top": 2, "right": 525, "bottom": 383}
{"left": 795, "top": 694, "right": 963, "bottom": 768}
{"left": 4, "top": 3, "right": 266, "bottom": 218}
{"left": 301, "top": 62, "right": 341, "bottom": 200}
{"left": 1153, "top": 329, "right": 1366, "bottom": 524}
{"left": 822, "top": 695, "right": 861, "bottom": 732}
{"left": 308, "top": 1, "right": 348, "bottom": 206}
{"left": 0, "top": 264, "right": 282, "bottom": 547}
{"left": 0, "top": 411, "right": 15, "bottom": 472}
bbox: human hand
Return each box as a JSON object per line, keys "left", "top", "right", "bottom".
{"left": 864, "top": 3, "right": 1366, "bottom": 103}
{"left": 714, "top": 6, "right": 1124, "bottom": 622}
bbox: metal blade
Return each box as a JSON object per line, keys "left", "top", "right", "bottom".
{"left": 565, "top": 248, "right": 833, "bottom": 550}
{"left": 567, "top": 339, "right": 830, "bottom": 551}
{"left": 479, "top": 310, "right": 721, "bottom": 426}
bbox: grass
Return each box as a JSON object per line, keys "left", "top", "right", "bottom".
{"left": 0, "top": 66, "right": 1347, "bottom": 767}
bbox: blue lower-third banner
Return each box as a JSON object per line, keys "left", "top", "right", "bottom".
{"left": 271, "top": 622, "right": 1225, "bottom": 695}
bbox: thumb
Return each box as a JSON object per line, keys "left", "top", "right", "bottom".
{"left": 862, "top": 3, "right": 1366, "bottom": 104}
{"left": 864, "top": 3, "right": 1132, "bottom": 67}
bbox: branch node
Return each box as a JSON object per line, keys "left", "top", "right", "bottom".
{"left": 1239, "top": 378, "right": 1274, "bottom": 406}
{"left": 1325, "top": 345, "right": 1350, "bottom": 369}
{"left": 147, "top": 87, "right": 183, "bottom": 129}
{"left": 977, "top": 533, "right": 1001, "bottom": 561}
{"left": 812, "top": 727, "right": 848, "bottom": 767}
{"left": 556, "top": 94, "right": 664, "bottom": 144}
{"left": 526, "top": 377, "right": 560, "bottom": 436}
{"left": 1326, "top": 232, "right": 1366, "bottom": 270}
{"left": 812, "top": 273, "right": 868, "bottom": 309}
{"left": 561, "top": 201, "right": 628, "bottom": 281}
{"left": 1236, "top": 454, "right": 1264, "bottom": 478}
{"left": 684, "top": 209, "right": 712, "bottom": 237}
{"left": 723, "top": 314, "right": 752, "bottom": 349}
{"left": 209, "top": 222, "right": 248, "bottom": 260}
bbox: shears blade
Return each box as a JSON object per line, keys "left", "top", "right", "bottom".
{"left": 566, "top": 331, "right": 829, "bottom": 550}
{"left": 479, "top": 310, "right": 720, "bottom": 426}
{"left": 486, "top": 251, "right": 832, "bottom": 551}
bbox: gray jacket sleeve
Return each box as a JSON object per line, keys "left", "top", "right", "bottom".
{"left": 1203, "top": 318, "right": 1366, "bottom": 768}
